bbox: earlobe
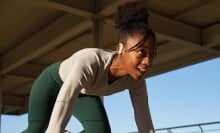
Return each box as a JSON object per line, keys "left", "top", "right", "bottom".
{"left": 118, "top": 43, "right": 123, "bottom": 54}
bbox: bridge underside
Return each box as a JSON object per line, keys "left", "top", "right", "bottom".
{"left": 0, "top": 0, "right": 220, "bottom": 115}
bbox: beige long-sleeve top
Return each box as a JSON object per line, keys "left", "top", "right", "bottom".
{"left": 47, "top": 48, "right": 154, "bottom": 133}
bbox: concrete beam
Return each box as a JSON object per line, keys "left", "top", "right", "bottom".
{"left": 99, "top": 0, "right": 135, "bottom": 17}
{"left": 8, "top": 64, "right": 46, "bottom": 79}
{"left": 203, "top": 23, "right": 220, "bottom": 47}
{"left": 150, "top": 12, "right": 201, "bottom": 45}
{"left": 2, "top": 105, "right": 27, "bottom": 114}
{"left": 150, "top": 12, "right": 220, "bottom": 56}
{"left": 146, "top": 50, "right": 217, "bottom": 77}
{"left": 42, "top": 0, "right": 97, "bottom": 18}
{"left": 2, "top": 95, "right": 27, "bottom": 106}
{"left": 0, "top": 16, "right": 92, "bottom": 74}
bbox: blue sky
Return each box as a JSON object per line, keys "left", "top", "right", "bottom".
{"left": 2, "top": 57, "right": 220, "bottom": 133}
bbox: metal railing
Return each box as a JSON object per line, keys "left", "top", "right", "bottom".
{"left": 155, "top": 121, "right": 220, "bottom": 133}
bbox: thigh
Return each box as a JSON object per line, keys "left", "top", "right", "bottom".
{"left": 73, "top": 95, "right": 111, "bottom": 133}
{"left": 26, "top": 71, "right": 57, "bottom": 132}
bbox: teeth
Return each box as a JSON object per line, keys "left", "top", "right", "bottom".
{"left": 139, "top": 68, "right": 147, "bottom": 72}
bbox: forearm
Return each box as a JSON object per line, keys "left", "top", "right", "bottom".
{"left": 135, "top": 113, "right": 154, "bottom": 133}
{"left": 136, "top": 121, "right": 154, "bottom": 133}
{"left": 47, "top": 102, "right": 73, "bottom": 133}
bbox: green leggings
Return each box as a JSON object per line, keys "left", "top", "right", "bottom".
{"left": 21, "top": 62, "right": 111, "bottom": 133}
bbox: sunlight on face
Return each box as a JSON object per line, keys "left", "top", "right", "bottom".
{"left": 121, "top": 34, "right": 156, "bottom": 80}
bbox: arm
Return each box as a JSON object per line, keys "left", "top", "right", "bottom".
{"left": 47, "top": 53, "right": 97, "bottom": 133}
{"left": 129, "top": 79, "right": 154, "bottom": 133}
{"left": 47, "top": 67, "right": 81, "bottom": 133}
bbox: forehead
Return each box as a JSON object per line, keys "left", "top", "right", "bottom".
{"left": 125, "top": 34, "right": 155, "bottom": 49}
{"left": 142, "top": 38, "right": 154, "bottom": 47}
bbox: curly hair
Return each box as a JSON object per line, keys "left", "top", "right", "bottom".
{"left": 114, "top": 2, "right": 156, "bottom": 48}
{"left": 114, "top": 2, "right": 149, "bottom": 29}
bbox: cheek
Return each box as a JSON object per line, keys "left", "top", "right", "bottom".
{"left": 123, "top": 54, "right": 139, "bottom": 70}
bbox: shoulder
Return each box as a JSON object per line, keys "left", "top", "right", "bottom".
{"left": 127, "top": 78, "right": 147, "bottom": 96}
{"left": 70, "top": 48, "right": 115, "bottom": 66}
{"left": 74, "top": 48, "right": 115, "bottom": 55}
{"left": 126, "top": 77, "right": 146, "bottom": 89}
{"left": 73, "top": 48, "right": 115, "bottom": 60}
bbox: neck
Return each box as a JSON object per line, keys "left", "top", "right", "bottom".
{"left": 108, "top": 55, "right": 128, "bottom": 83}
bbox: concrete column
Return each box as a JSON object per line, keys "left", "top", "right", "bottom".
{"left": 93, "top": 0, "right": 103, "bottom": 48}
{"left": 92, "top": 16, "right": 103, "bottom": 48}
{"left": 0, "top": 76, "right": 3, "bottom": 133}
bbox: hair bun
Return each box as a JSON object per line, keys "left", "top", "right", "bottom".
{"left": 114, "top": 2, "right": 149, "bottom": 29}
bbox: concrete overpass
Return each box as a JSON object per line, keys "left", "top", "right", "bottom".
{"left": 0, "top": 0, "right": 220, "bottom": 116}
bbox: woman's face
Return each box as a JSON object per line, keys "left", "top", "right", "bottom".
{"left": 120, "top": 34, "right": 156, "bottom": 80}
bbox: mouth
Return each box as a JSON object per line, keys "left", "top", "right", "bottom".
{"left": 137, "top": 67, "right": 147, "bottom": 75}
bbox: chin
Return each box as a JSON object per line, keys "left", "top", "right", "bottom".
{"left": 132, "top": 74, "right": 143, "bottom": 80}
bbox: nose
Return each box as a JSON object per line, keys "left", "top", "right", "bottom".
{"left": 141, "top": 56, "right": 153, "bottom": 68}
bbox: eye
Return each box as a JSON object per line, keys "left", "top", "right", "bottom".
{"left": 136, "top": 49, "right": 147, "bottom": 57}
{"left": 135, "top": 48, "right": 156, "bottom": 58}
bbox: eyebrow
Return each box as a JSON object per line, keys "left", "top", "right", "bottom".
{"left": 127, "top": 36, "right": 148, "bottom": 51}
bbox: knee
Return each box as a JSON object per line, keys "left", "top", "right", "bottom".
{"left": 21, "top": 121, "right": 46, "bottom": 133}
{"left": 82, "top": 121, "right": 111, "bottom": 133}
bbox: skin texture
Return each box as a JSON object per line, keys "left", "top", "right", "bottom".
{"left": 23, "top": 1, "right": 156, "bottom": 132}
{"left": 109, "top": 33, "right": 156, "bottom": 82}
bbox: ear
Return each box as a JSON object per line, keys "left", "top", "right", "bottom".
{"left": 118, "top": 43, "right": 123, "bottom": 54}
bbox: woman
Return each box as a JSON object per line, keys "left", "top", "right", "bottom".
{"left": 22, "top": 1, "right": 157, "bottom": 133}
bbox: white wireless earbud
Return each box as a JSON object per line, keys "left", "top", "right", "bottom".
{"left": 118, "top": 43, "right": 123, "bottom": 54}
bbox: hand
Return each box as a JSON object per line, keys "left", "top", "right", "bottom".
{"left": 64, "top": 130, "right": 71, "bottom": 133}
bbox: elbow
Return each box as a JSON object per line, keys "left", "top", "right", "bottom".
{"left": 149, "top": 128, "right": 155, "bottom": 133}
